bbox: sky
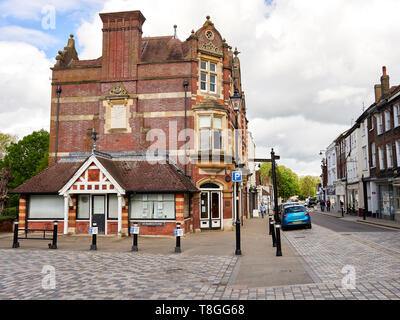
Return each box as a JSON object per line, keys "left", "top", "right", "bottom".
{"left": 1, "top": 0, "right": 400, "bottom": 176}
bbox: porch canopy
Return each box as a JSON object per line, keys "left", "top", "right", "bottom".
{"left": 12, "top": 154, "right": 198, "bottom": 234}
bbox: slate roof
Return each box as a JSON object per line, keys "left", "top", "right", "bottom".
{"left": 12, "top": 157, "right": 198, "bottom": 194}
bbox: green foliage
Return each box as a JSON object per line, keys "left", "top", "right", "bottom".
{"left": 298, "top": 176, "right": 320, "bottom": 198}
{"left": 1, "top": 129, "right": 50, "bottom": 189}
{"left": 0, "top": 206, "right": 17, "bottom": 218}
{"left": 259, "top": 162, "right": 300, "bottom": 201}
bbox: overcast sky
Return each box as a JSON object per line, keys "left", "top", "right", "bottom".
{"left": 1, "top": 0, "right": 400, "bottom": 176}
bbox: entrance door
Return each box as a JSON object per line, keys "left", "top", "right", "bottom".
{"left": 92, "top": 195, "right": 105, "bottom": 234}
{"left": 200, "top": 190, "right": 221, "bottom": 230}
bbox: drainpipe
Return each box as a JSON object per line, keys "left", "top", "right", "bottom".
{"left": 183, "top": 80, "right": 189, "bottom": 176}
{"left": 54, "top": 85, "right": 62, "bottom": 163}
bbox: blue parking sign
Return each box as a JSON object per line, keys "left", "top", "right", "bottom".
{"left": 232, "top": 171, "right": 242, "bottom": 182}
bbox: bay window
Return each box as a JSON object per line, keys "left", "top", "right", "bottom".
{"left": 199, "top": 115, "right": 224, "bottom": 151}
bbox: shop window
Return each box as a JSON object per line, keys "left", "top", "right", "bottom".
{"left": 130, "top": 194, "right": 175, "bottom": 220}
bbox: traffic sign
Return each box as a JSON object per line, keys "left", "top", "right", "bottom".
{"left": 89, "top": 227, "right": 98, "bottom": 235}
{"left": 232, "top": 171, "right": 242, "bottom": 182}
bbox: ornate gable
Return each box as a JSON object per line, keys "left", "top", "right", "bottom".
{"left": 196, "top": 16, "right": 224, "bottom": 57}
{"left": 70, "top": 162, "right": 116, "bottom": 193}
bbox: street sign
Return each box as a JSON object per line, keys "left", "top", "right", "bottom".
{"left": 130, "top": 226, "right": 140, "bottom": 234}
{"left": 174, "top": 229, "right": 183, "bottom": 237}
{"left": 232, "top": 171, "right": 242, "bottom": 182}
{"left": 89, "top": 227, "right": 98, "bottom": 235}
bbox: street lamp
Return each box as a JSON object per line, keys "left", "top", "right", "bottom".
{"left": 230, "top": 86, "right": 242, "bottom": 256}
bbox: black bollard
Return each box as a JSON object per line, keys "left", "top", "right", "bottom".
{"left": 12, "top": 220, "right": 20, "bottom": 248}
{"left": 275, "top": 223, "right": 282, "bottom": 256}
{"left": 131, "top": 222, "right": 139, "bottom": 252}
{"left": 271, "top": 220, "right": 276, "bottom": 247}
{"left": 90, "top": 222, "right": 97, "bottom": 251}
{"left": 268, "top": 214, "right": 273, "bottom": 235}
{"left": 49, "top": 220, "right": 58, "bottom": 249}
{"left": 175, "top": 223, "right": 182, "bottom": 253}
{"left": 235, "top": 219, "right": 242, "bottom": 255}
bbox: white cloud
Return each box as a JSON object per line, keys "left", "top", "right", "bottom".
{"left": 0, "top": 42, "right": 52, "bottom": 139}
{"left": 0, "top": 26, "right": 59, "bottom": 50}
{"left": 249, "top": 116, "right": 348, "bottom": 175}
{"left": 0, "top": 0, "right": 104, "bottom": 20}
{"left": 4, "top": 0, "right": 400, "bottom": 176}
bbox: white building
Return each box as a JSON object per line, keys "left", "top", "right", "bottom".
{"left": 326, "top": 142, "right": 337, "bottom": 211}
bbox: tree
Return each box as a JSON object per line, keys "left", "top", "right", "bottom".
{"left": 0, "top": 132, "right": 18, "bottom": 160}
{"left": 259, "top": 162, "right": 300, "bottom": 201}
{"left": 299, "top": 176, "right": 320, "bottom": 198}
{"left": 1, "top": 129, "right": 50, "bottom": 190}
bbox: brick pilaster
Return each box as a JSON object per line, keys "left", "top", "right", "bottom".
{"left": 175, "top": 193, "right": 185, "bottom": 233}
{"left": 18, "top": 195, "right": 27, "bottom": 234}
{"left": 121, "top": 195, "right": 129, "bottom": 236}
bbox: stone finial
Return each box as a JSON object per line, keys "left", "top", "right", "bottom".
{"left": 54, "top": 34, "right": 79, "bottom": 69}
{"left": 234, "top": 47, "right": 240, "bottom": 56}
{"left": 203, "top": 15, "right": 214, "bottom": 27}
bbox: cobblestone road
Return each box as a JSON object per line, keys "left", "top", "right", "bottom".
{"left": 1, "top": 223, "right": 400, "bottom": 300}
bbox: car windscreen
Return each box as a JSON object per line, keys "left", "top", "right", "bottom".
{"left": 284, "top": 206, "right": 307, "bottom": 213}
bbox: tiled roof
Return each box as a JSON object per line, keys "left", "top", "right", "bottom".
{"left": 12, "top": 157, "right": 198, "bottom": 194}
{"left": 12, "top": 161, "right": 85, "bottom": 194}
{"left": 141, "top": 36, "right": 186, "bottom": 62}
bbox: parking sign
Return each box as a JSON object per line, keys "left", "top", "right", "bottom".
{"left": 232, "top": 171, "right": 242, "bottom": 182}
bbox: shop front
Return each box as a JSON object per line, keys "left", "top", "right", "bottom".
{"left": 377, "top": 183, "right": 394, "bottom": 221}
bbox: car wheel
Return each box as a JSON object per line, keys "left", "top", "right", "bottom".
{"left": 307, "top": 224, "right": 312, "bottom": 229}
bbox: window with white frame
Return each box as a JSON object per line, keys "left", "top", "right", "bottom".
{"left": 200, "top": 60, "right": 217, "bottom": 94}
{"left": 362, "top": 146, "right": 367, "bottom": 170}
{"left": 199, "top": 114, "right": 223, "bottom": 151}
{"left": 387, "top": 144, "right": 393, "bottom": 168}
{"left": 377, "top": 114, "right": 383, "bottom": 134}
{"left": 29, "top": 195, "right": 64, "bottom": 219}
{"left": 77, "top": 194, "right": 90, "bottom": 219}
{"left": 396, "top": 140, "right": 400, "bottom": 167}
{"left": 378, "top": 146, "right": 385, "bottom": 170}
{"left": 369, "top": 116, "right": 374, "bottom": 130}
{"left": 371, "top": 142, "right": 376, "bottom": 167}
{"left": 385, "top": 110, "right": 391, "bottom": 132}
{"left": 394, "top": 104, "right": 400, "bottom": 128}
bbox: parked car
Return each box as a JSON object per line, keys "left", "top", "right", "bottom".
{"left": 281, "top": 205, "right": 312, "bottom": 230}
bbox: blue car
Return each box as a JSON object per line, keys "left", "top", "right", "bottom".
{"left": 281, "top": 205, "right": 312, "bottom": 230}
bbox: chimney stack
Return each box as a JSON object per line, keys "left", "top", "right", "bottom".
{"left": 100, "top": 10, "right": 146, "bottom": 80}
{"left": 381, "top": 66, "right": 390, "bottom": 96}
{"left": 374, "top": 84, "right": 382, "bottom": 103}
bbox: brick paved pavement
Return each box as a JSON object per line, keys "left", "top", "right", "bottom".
{"left": 1, "top": 219, "right": 400, "bottom": 300}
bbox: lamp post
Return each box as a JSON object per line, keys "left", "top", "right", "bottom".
{"left": 270, "top": 148, "right": 282, "bottom": 256}
{"left": 230, "top": 87, "right": 242, "bottom": 256}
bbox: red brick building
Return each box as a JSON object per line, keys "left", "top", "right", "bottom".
{"left": 14, "top": 10, "right": 250, "bottom": 236}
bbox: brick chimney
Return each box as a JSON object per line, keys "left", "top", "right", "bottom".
{"left": 374, "top": 84, "right": 382, "bottom": 103}
{"left": 381, "top": 66, "right": 390, "bottom": 96}
{"left": 100, "top": 10, "right": 146, "bottom": 80}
